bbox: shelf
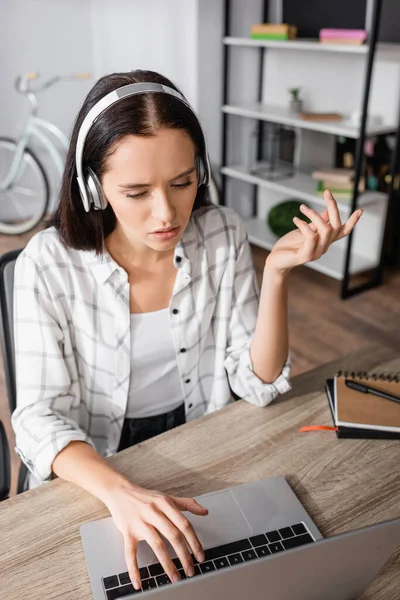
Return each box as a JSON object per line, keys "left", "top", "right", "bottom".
{"left": 244, "top": 217, "right": 376, "bottom": 280}
{"left": 223, "top": 37, "right": 400, "bottom": 58}
{"left": 223, "top": 36, "right": 369, "bottom": 53}
{"left": 222, "top": 102, "right": 397, "bottom": 138}
{"left": 221, "top": 163, "right": 387, "bottom": 212}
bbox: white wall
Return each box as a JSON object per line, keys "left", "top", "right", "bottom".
{"left": 197, "top": 0, "right": 224, "bottom": 176}
{"left": 0, "top": 0, "right": 94, "bottom": 140}
{"left": 90, "top": 0, "right": 224, "bottom": 172}
{"left": 90, "top": 0, "right": 199, "bottom": 107}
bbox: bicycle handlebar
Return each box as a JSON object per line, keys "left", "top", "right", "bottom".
{"left": 15, "top": 72, "right": 91, "bottom": 94}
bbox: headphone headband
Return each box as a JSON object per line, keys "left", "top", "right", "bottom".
{"left": 76, "top": 82, "right": 210, "bottom": 211}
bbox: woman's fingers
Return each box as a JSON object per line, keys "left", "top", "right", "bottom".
{"left": 292, "top": 217, "right": 319, "bottom": 262}
{"left": 145, "top": 526, "right": 182, "bottom": 584}
{"left": 162, "top": 500, "right": 206, "bottom": 564}
{"left": 299, "top": 204, "right": 333, "bottom": 254}
{"left": 123, "top": 536, "right": 142, "bottom": 591}
{"left": 306, "top": 208, "right": 328, "bottom": 232}
{"left": 323, "top": 189, "right": 342, "bottom": 229}
{"left": 339, "top": 209, "right": 364, "bottom": 239}
{"left": 300, "top": 204, "right": 330, "bottom": 230}
{"left": 171, "top": 495, "right": 209, "bottom": 517}
{"left": 151, "top": 511, "right": 196, "bottom": 578}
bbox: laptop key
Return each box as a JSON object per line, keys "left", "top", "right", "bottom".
{"left": 282, "top": 533, "right": 314, "bottom": 550}
{"left": 255, "top": 545, "right": 271, "bottom": 558}
{"left": 104, "top": 575, "right": 119, "bottom": 589}
{"left": 172, "top": 557, "right": 182, "bottom": 569}
{"left": 142, "top": 578, "right": 157, "bottom": 591}
{"left": 279, "top": 527, "right": 294, "bottom": 539}
{"left": 228, "top": 553, "right": 244, "bottom": 566}
{"left": 156, "top": 574, "right": 171, "bottom": 586}
{"left": 269, "top": 541, "right": 284, "bottom": 553}
{"left": 203, "top": 539, "right": 252, "bottom": 561}
{"left": 214, "top": 557, "right": 229, "bottom": 569}
{"left": 148, "top": 563, "right": 164, "bottom": 577}
{"left": 178, "top": 569, "right": 187, "bottom": 580}
{"left": 242, "top": 550, "right": 257, "bottom": 561}
{"left": 118, "top": 572, "right": 130, "bottom": 586}
{"left": 265, "top": 530, "right": 281, "bottom": 543}
{"left": 106, "top": 584, "right": 140, "bottom": 599}
{"left": 194, "top": 565, "right": 201, "bottom": 576}
{"left": 292, "top": 523, "right": 307, "bottom": 535}
{"left": 139, "top": 567, "right": 150, "bottom": 580}
{"left": 249, "top": 534, "right": 268, "bottom": 548}
{"left": 200, "top": 561, "right": 216, "bottom": 573}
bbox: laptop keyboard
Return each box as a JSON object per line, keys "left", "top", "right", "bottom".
{"left": 102, "top": 522, "right": 314, "bottom": 598}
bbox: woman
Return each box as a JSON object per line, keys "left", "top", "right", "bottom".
{"left": 12, "top": 70, "right": 362, "bottom": 589}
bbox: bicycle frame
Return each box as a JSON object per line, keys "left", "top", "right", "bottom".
{"left": 0, "top": 115, "right": 68, "bottom": 190}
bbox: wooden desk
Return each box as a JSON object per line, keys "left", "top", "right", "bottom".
{"left": 1, "top": 343, "right": 399, "bottom": 600}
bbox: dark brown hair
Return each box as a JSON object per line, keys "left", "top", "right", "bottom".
{"left": 51, "top": 70, "right": 210, "bottom": 253}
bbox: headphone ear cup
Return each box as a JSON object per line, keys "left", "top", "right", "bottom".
{"left": 86, "top": 167, "right": 108, "bottom": 210}
{"left": 195, "top": 154, "right": 206, "bottom": 187}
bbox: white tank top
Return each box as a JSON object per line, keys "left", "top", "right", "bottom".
{"left": 126, "top": 308, "right": 184, "bottom": 418}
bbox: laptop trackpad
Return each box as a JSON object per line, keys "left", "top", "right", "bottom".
{"left": 146, "top": 490, "right": 253, "bottom": 562}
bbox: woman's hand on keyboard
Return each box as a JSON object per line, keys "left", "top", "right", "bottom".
{"left": 105, "top": 481, "right": 208, "bottom": 589}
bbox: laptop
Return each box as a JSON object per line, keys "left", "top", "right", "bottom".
{"left": 80, "top": 476, "right": 400, "bottom": 600}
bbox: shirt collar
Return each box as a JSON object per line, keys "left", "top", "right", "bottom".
{"left": 83, "top": 250, "right": 123, "bottom": 285}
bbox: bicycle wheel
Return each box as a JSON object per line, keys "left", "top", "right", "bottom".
{"left": 0, "top": 137, "right": 50, "bottom": 235}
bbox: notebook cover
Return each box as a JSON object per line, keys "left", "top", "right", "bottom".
{"left": 335, "top": 374, "right": 400, "bottom": 433}
{"left": 325, "top": 379, "right": 400, "bottom": 440}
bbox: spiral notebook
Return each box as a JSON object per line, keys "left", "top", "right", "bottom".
{"left": 325, "top": 370, "right": 400, "bottom": 439}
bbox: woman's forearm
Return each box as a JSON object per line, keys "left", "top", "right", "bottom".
{"left": 51, "top": 441, "right": 129, "bottom": 506}
{"left": 249, "top": 260, "right": 289, "bottom": 384}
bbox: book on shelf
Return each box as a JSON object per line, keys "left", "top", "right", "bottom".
{"left": 315, "top": 180, "right": 365, "bottom": 197}
{"left": 311, "top": 168, "right": 357, "bottom": 184}
{"left": 319, "top": 29, "right": 367, "bottom": 43}
{"left": 250, "top": 23, "right": 297, "bottom": 41}
{"left": 318, "top": 178, "right": 365, "bottom": 191}
{"left": 315, "top": 184, "right": 352, "bottom": 199}
{"left": 320, "top": 38, "right": 365, "bottom": 45}
{"left": 299, "top": 112, "right": 343, "bottom": 122}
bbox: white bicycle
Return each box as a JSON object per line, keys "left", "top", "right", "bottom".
{"left": 0, "top": 72, "right": 90, "bottom": 235}
{"left": 0, "top": 72, "right": 220, "bottom": 235}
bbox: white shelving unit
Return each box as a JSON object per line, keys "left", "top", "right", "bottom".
{"left": 221, "top": 28, "right": 400, "bottom": 283}
{"left": 222, "top": 102, "right": 397, "bottom": 138}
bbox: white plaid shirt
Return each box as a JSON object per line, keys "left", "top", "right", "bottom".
{"left": 12, "top": 205, "right": 291, "bottom": 486}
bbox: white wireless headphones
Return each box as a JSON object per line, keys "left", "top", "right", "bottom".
{"left": 75, "top": 82, "right": 210, "bottom": 212}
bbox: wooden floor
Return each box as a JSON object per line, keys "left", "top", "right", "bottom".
{"left": 1, "top": 226, "right": 399, "bottom": 495}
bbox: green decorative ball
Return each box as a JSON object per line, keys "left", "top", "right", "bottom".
{"left": 267, "top": 200, "right": 307, "bottom": 238}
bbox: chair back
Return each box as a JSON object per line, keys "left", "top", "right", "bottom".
{"left": 0, "top": 420, "right": 10, "bottom": 500}
{"left": 0, "top": 249, "right": 22, "bottom": 413}
{"left": 0, "top": 249, "right": 27, "bottom": 497}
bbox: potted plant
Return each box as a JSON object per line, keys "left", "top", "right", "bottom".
{"left": 289, "top": 87, "right": 302, "bottom": 113}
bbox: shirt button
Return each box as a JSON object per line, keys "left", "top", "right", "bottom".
{"left": 188, "top": 403, "right": 193, "bottom": 409}
{"left": 185, "top": 378, "right": 191, "bottom": 384}
{"left": 176, "top": 256, "right": 182, "bottom": 263}
{"left": 180, "top": 348, "right": 186, "bottom": 353}
{"left": 172, "top": 309, "right": 179, "bottom": 314}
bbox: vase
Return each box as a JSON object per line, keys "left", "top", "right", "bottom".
{"left": 289, "top": 99, "right": 303, "bottom": 114}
